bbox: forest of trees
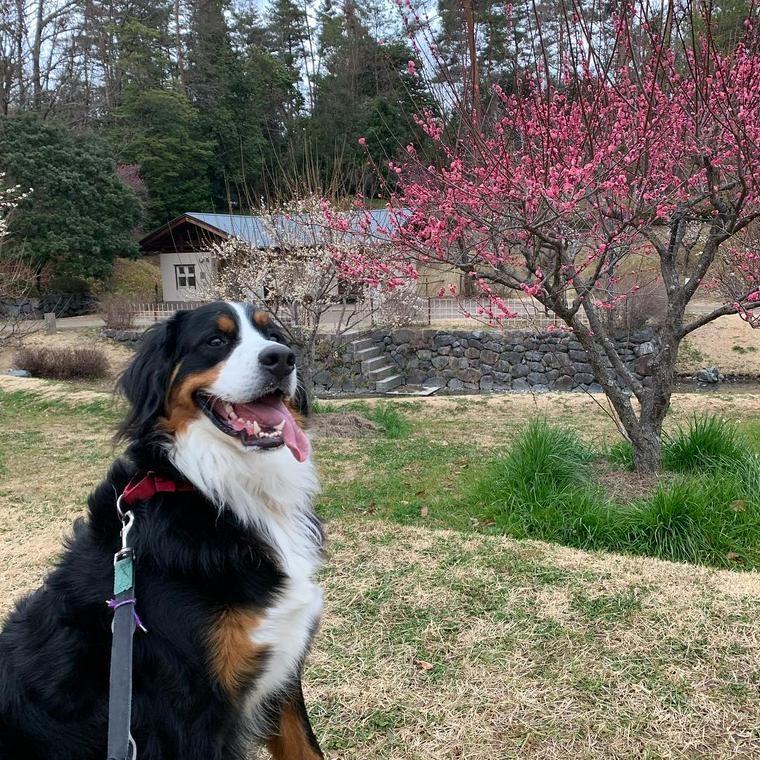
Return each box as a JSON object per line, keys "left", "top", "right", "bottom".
{"left": 0, "top": 0, "right": 441, "bottom": 229}
{"left": 0, "top": 0, "right": 752, "bottom": 282}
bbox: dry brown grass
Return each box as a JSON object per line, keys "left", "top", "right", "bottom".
{"left": 306, "top": 522, "right": 760, "bottom": 759}
{"left": 678, "top": 314, "right": 760, "bottom": 375}
{"left": 0, "top": 328, "right": 133, "bottom": 391}
{"left": 1, "top": 383, "right": 759, "bottom": 759}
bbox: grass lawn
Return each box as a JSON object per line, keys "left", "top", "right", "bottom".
{"left": 1, "top": 378, "right": 759, "bottom": 758}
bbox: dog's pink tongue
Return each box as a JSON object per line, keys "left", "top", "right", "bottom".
{"left": 235, "top": 395, "right": 310, "bottom": 463}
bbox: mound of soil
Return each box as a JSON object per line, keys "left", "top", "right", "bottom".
{"left": 592, "top": 461, "right": 672, "bottom": 503}
{"left": 308, "top": 412, "right": 381, "bottom": 439}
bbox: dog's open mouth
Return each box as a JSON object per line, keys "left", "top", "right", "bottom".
{"left": 195, "top": 391, "right": 309, "bottom": 462}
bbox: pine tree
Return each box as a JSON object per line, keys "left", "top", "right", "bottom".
{"left": 266, "top": 0, "right": 309, "bottom": 76}
{"left": 112, "top": 88, "right": 215, "bottom": 227}
{"left": 310, "top": 0, "right": 436, "bottom": 196}
{"left": 185, "top": 0, "right": 300, "bottom": 207}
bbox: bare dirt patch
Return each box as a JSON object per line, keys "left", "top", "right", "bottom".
{"left": 309, "top": 413, "right": 380, "bottom": 439}
{"left": 591, "top": 461, "right": 671, "bottom": 502}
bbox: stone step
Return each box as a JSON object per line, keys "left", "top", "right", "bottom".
{"left": 361, "top": 355, "right": 387, "bottom": 373}
{"left": 367, "top": 364, "right": 397, "bottom": 381}
{"left": 350, "top": 338, "right": 374, "bottom": 353}
{"left": 354, "top": 346, "right": 381, "bottom": 362}
{"left": 375, "top": 374, "right": 403, "bottom": 392}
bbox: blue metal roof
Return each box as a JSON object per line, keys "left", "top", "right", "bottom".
{"left": 184, "top": 208, "right": 404, "bottom": 248}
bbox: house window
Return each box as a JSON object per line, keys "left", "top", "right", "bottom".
{"left": 175, "top": 264, "right": 197, "bottom": 288}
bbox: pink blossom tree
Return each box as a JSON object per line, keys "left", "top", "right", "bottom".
{"left": 336, "top": 3, "right": 760, "bottom": 471}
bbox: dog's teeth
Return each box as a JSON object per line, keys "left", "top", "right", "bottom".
{"left": 274, "top": 421, "right": 285, "bottom": 433}
{"left": 253, "top": 421, "right": 262, "bottom": 436}
{"left": 224, "top": 402, "right": 234, "bottom": 414}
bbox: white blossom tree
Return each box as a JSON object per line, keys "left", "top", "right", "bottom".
{"left": 0, "top": 175, "right": 34, "bottom": 347}
{"left": 201, "top": 198, "right": 381, "bottom": 403}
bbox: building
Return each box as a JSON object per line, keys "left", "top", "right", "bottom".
{"left": 139, "top": 210, "right": 404, "bottom": 302}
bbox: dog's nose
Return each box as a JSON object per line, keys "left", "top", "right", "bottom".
{"left": 259, "top": 344, "right": 295, "bottom": 379}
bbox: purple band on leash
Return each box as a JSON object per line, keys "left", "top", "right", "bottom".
{"left": 107, "top": 598, "right": 147, "bottom": 632}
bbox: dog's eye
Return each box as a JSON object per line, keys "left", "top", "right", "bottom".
{"left": 208, "top": 335, "right": 228, "bottom": 347}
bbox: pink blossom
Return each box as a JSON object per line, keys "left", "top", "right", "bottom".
{"left": 328, "top": 19, "right": 760, "bottom": 337}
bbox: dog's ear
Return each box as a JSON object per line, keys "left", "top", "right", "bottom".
{"left": 116, "top": 314, "right": 183, "bottom": 441}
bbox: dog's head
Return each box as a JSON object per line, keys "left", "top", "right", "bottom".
{"left": 117, "top": 302, "right": 310, "bottom": 464}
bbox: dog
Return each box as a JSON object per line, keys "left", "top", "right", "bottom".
{"left": 0, "top": 302, "right": 325, "bottom": 759}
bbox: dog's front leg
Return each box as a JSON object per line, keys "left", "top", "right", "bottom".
{"left": 265, "top": 683, "right": 323, "bottom": 760}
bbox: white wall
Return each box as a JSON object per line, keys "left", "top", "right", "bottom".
{"left": 159, "top": 251, "right": 214, "bottom": 302}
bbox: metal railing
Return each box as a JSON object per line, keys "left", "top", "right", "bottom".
{"left": 129, "top": 297, "right": 563, "bottom": 331}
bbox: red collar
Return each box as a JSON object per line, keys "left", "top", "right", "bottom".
{"left": 121, "top": 472, "right": 196, "bottom": 507}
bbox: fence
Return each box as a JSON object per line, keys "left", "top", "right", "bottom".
{"left": 129, "top": 297, "right": 563, "bottom": 331}
{"left": 131, "top": 301, "right": 207, "bottom": 323}
{"left": 424, "top": 297, "right": 561, "bottom": 329}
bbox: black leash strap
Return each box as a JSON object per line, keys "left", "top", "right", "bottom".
{"left": 106, "top": 503, "right": 142, "bottom": 760}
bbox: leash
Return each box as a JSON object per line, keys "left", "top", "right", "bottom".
{"left": 106, "top": 473, "right": 195, "bottom": 760}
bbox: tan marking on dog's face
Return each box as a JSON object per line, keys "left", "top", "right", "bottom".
{"left": 217, "top": 314, "right": 236, "bottom": 333}
{"left": 253, "top": 310, "right": 269, "bottom": 328}
{"left": 207, "top": 607, "right": 266, "bottom": 699}
{"left": 266, "top": 702, "right": 323, "bottom": 760}
{"left": 161, "top": 365, "right": 223, "bottom": 435}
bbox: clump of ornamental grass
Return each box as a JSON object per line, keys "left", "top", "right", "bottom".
{"left": 607, "top": 416, "right": 746, "bottom": 474}
{"left": 473, "top": 419, "right": 617, "bottom": 546}
{"left": 469, "top": 418, "right": 760, "bottom": 571}
{"left": 662, "top": 416, "right": 746, "bottom": 472}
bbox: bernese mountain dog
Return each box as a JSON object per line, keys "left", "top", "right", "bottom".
{"left": 0, "top": 302, "right": 325, "bottom": 760}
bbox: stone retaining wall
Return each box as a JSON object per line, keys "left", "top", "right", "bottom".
{"left": 102, "top": 326, "right": 655, "bottom": 395}
{"left": 0, "top": 293, "right": 95, "bottom": 319}
{"left": 374, "top": 328, "right": 653, "bottom": 393}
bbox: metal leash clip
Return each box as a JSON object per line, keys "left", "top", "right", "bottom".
{"left": 115, "top": 509, "right": 135, "bottom": 565}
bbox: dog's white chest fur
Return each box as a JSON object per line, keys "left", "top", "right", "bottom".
{"left": 171, "top": 417, "right": 323, "bottom": 705}
{"left": 249, "top": 571, "right": 323, "bottom": 701}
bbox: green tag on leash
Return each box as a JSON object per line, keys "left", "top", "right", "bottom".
{"left": 114, "top": 556, "right": 134, "bottom": 595}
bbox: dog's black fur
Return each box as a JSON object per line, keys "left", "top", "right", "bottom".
{"left": 0, "top": 304, "right": 322, "bottom": 759}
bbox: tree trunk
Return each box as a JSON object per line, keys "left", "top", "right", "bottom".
{"left": 14, "top": 0, "right": 25, "bottom": 108}
{"left": 631, "top": 427, "right": 662, "bottom": 473}
{"left": 32, "top": 0, "right": 43, "bottom": 111}
{"left": 291, "top": 326, "right": 318, "bottom": 417}
{"left": 175, "top": 0, "right": 185, "bottom": 93}
{"left": 567, "top": 304, "right": 678, "bottom": 474}
{"left": 296, "top": 349, "right": 316, "bottom": 416}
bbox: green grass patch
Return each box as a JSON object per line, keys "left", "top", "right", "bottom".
{"left": 467, "top": 419, "right": 760, "bottom": 570}
{"left": 312, "top": 398, "right": 340, "bottom": 414}
{"left": 313, "top": 399, "right": 411, "bottom": 439}
{"left": 607, "top": 439, "right": 635, "bottom": 471}
{"left": 607, "top": 416, "right": 747, "bottom": 474}
{"left": 662, "top": 416, "right": 745, "bottom": 472}
{"left": 361, "top": 403, "right": 411, "bottom": 439}
{"left": 3, "top": 385, "right": 758, "bottom": 571}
